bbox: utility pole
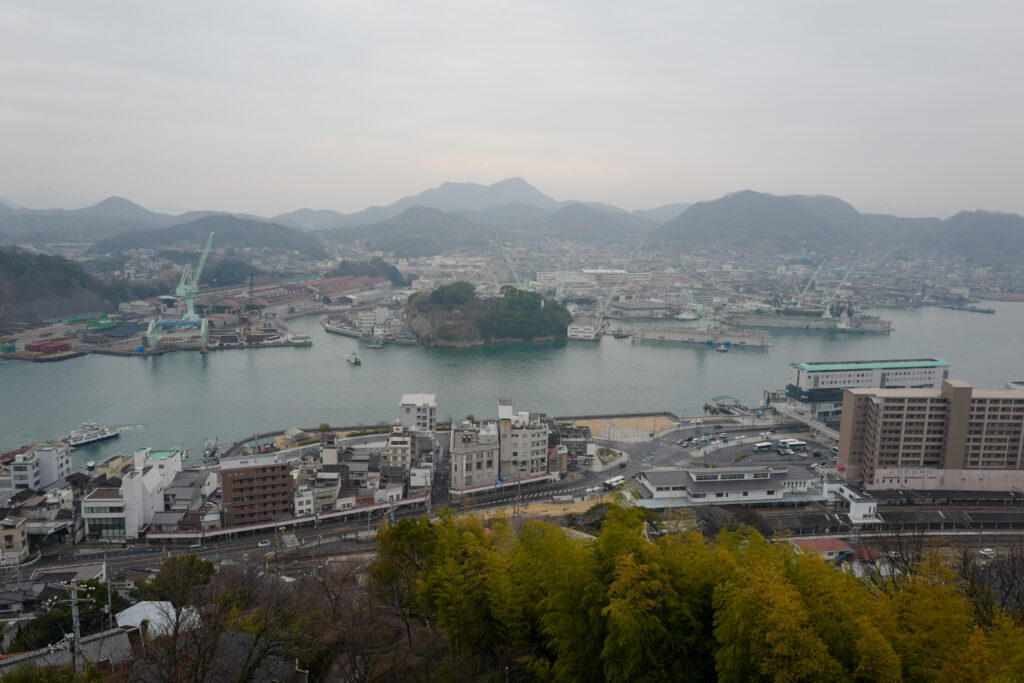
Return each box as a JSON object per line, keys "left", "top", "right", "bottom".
{"left": 104, "top": 556, "right": 114, "bottom": 630}
{"left": 69, "top": 584, "right": 84, "bottom": 674}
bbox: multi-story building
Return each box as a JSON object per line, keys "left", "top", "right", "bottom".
{"left": 26, "top": 443, "right": 73, "bottom": 487}
{"left": 399, "top": 394, "right": 437, "bottom": 432}
{"left": 449, "top": 421, "right": 500, "bottom": 491}
{"left": 497, "top": 399, "right": 549, "bottom": 479}
{"left": 220, "top": 453, "right": 294, "bottom": 526}
{"left": 786, "top": 358, "right": 951, "bottom": 419}
{"left": 839, "top": 379, "right": 1024, "bottom": 490}
{"left": 83, "top": 448, "right": 185, "bottom": 540}
{"left": 0, "top": 517, "right": 29, "bottom": 565}
{"left": 11, "top": 453, "right": 40, "bottom": 491}
{"left": 381, "top": 423, "right": 414, "bottom": 469}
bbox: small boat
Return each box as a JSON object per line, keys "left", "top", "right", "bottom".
{"left": 612, "top": 330, "right": 631, "bottom": 339}
{"left": 365, "top": 338, "right": 386, "bottom": 350}
{"left": 716, "top": 343, "right": 729, "bottom": 352}
{"left": 346, "top": 352, "right": 362, "bottom": 365}
{"left": 203, "top": 438, "right": 219, "bottom": 460}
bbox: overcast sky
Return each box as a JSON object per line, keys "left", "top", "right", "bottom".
{"left": 1, "top": 1, "right": 1021, "bottom": 217}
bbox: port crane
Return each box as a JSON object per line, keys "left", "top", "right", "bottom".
{"left": 680, "top": 285, "right": 711, "bottom": 333}
{"left": 790, "top": 259, "right": 827, "bottom": 308}
{"left": 176, "top": 232, "right": 215, "bottom": 321}
{"left": 821, "top": 265, "right": 853, "bottom": 320}
{"left": 146, "top": 232, "right": 215, "bottom": 351}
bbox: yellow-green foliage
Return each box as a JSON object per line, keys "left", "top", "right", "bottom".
{"left": 372, "top": 505, "right": 1024, "bottom": 682}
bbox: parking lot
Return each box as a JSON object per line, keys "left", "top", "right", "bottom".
{"left": 668, "top": 430, "right": 838, "bottom": 469}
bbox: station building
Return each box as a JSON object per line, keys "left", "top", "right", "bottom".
{"left": 633, "top": 466, "right": 817, "bottom": 508}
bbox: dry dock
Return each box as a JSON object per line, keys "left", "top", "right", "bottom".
{"left": 632, "top": 324, "right": 772, "bottom": 347}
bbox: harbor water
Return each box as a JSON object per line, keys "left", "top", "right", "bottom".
{"left": 2, "top": 303, "right": 1022, "bottom": 470}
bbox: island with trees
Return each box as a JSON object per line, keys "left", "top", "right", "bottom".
{"left": 406, "top": 281, "right": 572, "bottom": 347}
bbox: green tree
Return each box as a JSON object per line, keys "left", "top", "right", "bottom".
{"left": 133, "top": 555, "right": 215, "bottom": 607}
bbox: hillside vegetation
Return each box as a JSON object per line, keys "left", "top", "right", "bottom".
{"left": 0, "top": 247, "right": 156, "bottom": 323}
{"left": 371, "top": 505, "right": 1024, "bottom": 682}
{"left": 324, "top": 256, "right": 410, "bottom": 287}
{"left": 407, "top": 282, "right": 571, "bottom": 346}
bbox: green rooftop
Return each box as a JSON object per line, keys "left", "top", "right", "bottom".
{"left": 791, "top": 359, "right": 950, "bottom": 372}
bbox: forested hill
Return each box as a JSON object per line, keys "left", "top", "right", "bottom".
{"left": 0, "top": 247, "right": 148, "bottom": 324}
{"left": 406, "top": 282, "right": 571, "bottom": 346}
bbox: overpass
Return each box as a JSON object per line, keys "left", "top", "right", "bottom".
{"left": 774, "top": 403, "right": 840, "bottom": 442}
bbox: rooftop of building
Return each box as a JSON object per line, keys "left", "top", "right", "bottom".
{"left": 640, "top": 466, "right": 814, "bottom": 492}
{"left": 137, "top": 448, "right": 183, "bottom": 461}
{"left": 400, "top": 393, "right": 437, "bottom": 405}
{"left": 84, "top": 488, "right": 123, "bottom": 500}
{"left": 790, "top": 538, "right": 853, "bottom": 553}
{"left": 791, "top": 358, "right": 950, "bottom": 372}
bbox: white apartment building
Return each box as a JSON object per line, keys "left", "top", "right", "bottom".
{"left": 498, "top": 399, "right": 549, "bottom": 479}
{"left": 11, "top": 453, "right": 40, "bottom": 491}
{"left": 399, "top": 393, "right": 437, "bottom": 432}
{"left": 82, "top": 448, "right": 184, "bottom": 540}
{"left": 26, "top": 443, "right": 73, "bottom": 487}
{"left": 358, "top": 307, "right": 398, "bottom": 337}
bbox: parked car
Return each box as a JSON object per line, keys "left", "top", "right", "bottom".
{"left": 258, "top": 540, "right": 271, "bottom": 548}
{"left": 979, "top": 548, "right": 996, "bottom": 559}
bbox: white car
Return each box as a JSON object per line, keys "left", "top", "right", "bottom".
{"left": 979, "top": 548, "right": 996, "bottom": 559}
{"left": 257, "top": 540, "right": 272, "bottom": 548}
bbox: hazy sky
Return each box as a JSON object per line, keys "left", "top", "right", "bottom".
{"left": 1, "top": 1, "right": 1021, "bottom": 217}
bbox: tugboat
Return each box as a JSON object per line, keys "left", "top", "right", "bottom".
{"left": 346, "top": 352, "right": 362, "bottom": 365}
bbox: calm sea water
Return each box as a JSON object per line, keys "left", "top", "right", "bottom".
{"left": 2, "top": 304, "right": 1022, "bottom": 469}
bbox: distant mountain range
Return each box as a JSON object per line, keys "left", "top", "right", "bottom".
{"left": 3, "top": 180, "right": 1023, "bottom": 262}
{"left": 93, "top": 214, "right": 326, "bottom": 258}
{"left": 649, "top": 190, "right": 1024, "bottom": 261}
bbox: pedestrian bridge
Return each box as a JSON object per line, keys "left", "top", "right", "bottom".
{"left": 774, "top": 404, "right": 840, "bottom": 441}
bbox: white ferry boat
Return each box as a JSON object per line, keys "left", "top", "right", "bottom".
{"left": 65, "top": 423, "right": 120, "bottom": 447}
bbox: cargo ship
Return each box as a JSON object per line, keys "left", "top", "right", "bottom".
{"left": 64, "top": 423, "right": 120, "bottom": 447}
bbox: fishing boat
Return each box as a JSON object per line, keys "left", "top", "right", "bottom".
{"left": 203, "top": 438, "right": 219, "bottom": 460}
{"left": 346, "top": 352, "right": 362, "bottom": 365}
{"left": 716, "top": 343, "right": 729, "bottom": 352}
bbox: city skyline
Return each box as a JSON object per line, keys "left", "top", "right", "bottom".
{"left": 2, "top": 2, "right": 1022, "bottom": 217}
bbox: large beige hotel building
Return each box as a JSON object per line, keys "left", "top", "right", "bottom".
{"left": 839, "top": 379, "right": 1024, "bottom": 490}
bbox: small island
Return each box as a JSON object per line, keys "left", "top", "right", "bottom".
{"left": 407, "top": 282, "right": 572, "bottom": 347}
